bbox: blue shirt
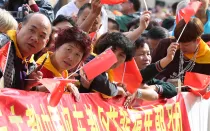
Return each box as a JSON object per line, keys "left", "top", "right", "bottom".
{"left": 204, "top": 10, "right": 210, "bottom": 34}
{"left": 171, "top": 10, "right": 210, "bottom": 36}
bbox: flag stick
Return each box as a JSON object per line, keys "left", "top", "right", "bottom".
{"left": 121, "top": 62, "right": 126, "bottom": 83}
{"left": 143, "top": 0, "right": 148, "bottom": 11}
{"left": 67, "top": 66, "right": 83, "bottom": 79}
{"left": 176, "top": 23, "right": 188, "bottom": 43}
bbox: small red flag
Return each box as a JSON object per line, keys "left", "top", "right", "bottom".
{"left": 179, "top": 1, "right": 202, "bottom": 23}
{"left": 83, "top": 48, "right": 117, "bottom": 80}
{"left": 89, "top": 32, "right": 96, "bottom": 41}
{"left": 101, "top": 0, "right": 127, "bottom": 5}
{"left": 112, "top": 59, "right": 143, "bottom": 93}
{"left": 184, "top": 72, "right": 210, "bottom": 96}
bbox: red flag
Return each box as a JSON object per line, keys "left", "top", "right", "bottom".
{"left": 89, "top": 32, "right": 96, "bottom": 41}
{"left": 184, "top": 72, "right": 210, "bottom": 96}
{"left": 176, "top": 12, "right": 183, "bottom": 24}
{"left": 83, "top": 48, "right": 117, "bottom": 80}
{"left": 48, "top": 79, "right": 78, "bottom": 107}
{"left": 101, "top": 0, "right": 127, "bottom": 5}
{"left": 179, "top": 1, "right": 202, "bottom": 23}
{"left": 112, "top": 59, "right": 143, "bottom": 93}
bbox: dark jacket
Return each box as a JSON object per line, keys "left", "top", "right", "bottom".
{"left": 5, "top": 0, "right": 54, "bottom": 22}
{"left": 78, "top": 54, "right": 172, "bottom": 97}
{"left": 152, "top": 38, "right": 210, "bottom": 81}
{"left": 0, "top": 33, "right": 36, "bottom": 89}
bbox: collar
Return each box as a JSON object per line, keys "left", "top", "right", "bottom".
{"left": 184, "top": 39, "right": 210, "bottom": 64}
{"left": 7, "top": 30, "right": 34, "bottom": 63}
{"left": 36, "top": 52, "right": 68, "bottom": 78}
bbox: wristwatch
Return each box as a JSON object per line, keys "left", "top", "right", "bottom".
{"left": 136, "top": 89, "right": 142, "bottom": 99}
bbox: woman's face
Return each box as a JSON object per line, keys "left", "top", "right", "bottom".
{"left": 54, "top": 42, "right": 84, "bottom": 71}
{"left": 179, "top": 40, "right": 198, "bottom": 54}
{"left": 111, "top": 47, "right": 126, "bottom": 69}
{"left": 134, "top": 43, "right": 151, "bottom": 70}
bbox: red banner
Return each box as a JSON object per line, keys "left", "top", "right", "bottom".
{"left": 0, "top": 88, "right": 190, "bottom": 131}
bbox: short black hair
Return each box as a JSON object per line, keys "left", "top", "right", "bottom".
{"left": 127, "top": 18, "right": 139, "bottom": 31}
{"left": 172, "top": 2, "right": 179, "bottom": 15}
{"left": 201, "top": 34, "right": 210, "bottom": 42}
{"left": 77, "top": 3, "right": 91, "bottom": 17}
{"left": 135, "top": 37, "right": 147, "bottom": 49}
{"left": 129, "top": 0, "right": 141, "bottom": 11}
{"left": 108, "top": 18, "right": 120, "bottom": 31}
{"left": 161, "top": 16, "right": 175, "bottom": 30}
{"left": 94, "top": 32, "right": 135, "bottom": 61}
{"left": 147, "top": 26, "right": 169, "bottom": 40}
{"left": 53, "top": 15, "right": 76, "bottom": 26}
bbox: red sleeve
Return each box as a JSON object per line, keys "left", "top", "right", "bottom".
{"left": 30, "top": 4, "right": 39, "bottom": 12}
{"left": 40, "top": 66, "right": 54, "bottom": 78}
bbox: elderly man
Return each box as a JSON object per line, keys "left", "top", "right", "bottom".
{"left": 0, "top": 13, "right": 52, "bottom": 90}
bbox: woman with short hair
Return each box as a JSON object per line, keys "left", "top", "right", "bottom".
{"left": 152, "top": 18, "right": 210, "bottom": 82}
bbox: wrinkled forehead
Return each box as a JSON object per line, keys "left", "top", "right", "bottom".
{"left": 26, "top": 16, "right": 51, "bottom": 34}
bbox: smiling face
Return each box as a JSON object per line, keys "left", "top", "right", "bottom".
{"left": 53, "top": 42, "right": 84, "bottom": 72}
{"left": 16, "top": 14, "right": 51, "bottom": 57}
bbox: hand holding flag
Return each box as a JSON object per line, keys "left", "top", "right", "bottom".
{"left": 112, "top": 59, "right": 143, "bottom": 93}
{"left": 176, "top": 1, "right": 202, "bottom": 43}
{"left": 179, "top": 1, "right": 202, "bottom": 24}
{"left": 83, "top": 48, "right": 117, "bottom": 80}
{"left": 39, "top": 78, "right": 79, "bottom": 107}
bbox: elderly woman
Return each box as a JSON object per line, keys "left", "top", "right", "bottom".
{"left": 0, "top": 9, "right": 18, "bottom": 33}
{"left": 152, "top": 18, "right": 210, "bottom": 83}
{"left": 35, "top": 27, "right": 91, "bottom": 101}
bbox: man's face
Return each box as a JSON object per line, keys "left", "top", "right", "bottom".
{"left": 120, "top": 1, "right": 132, "bottom": 14}
{"left": 77, "top": 7, "right": 101, "bottom": 33}
{"left": 17, "top": 14, "right": 51, "bottom": 57}
{"left": 134, "top": 44, "right": 151, "bottom": 70}
{"left": 190, "top": 0, "right": 209, "bottom": 10}
{"left": 77, "top": 8, "right": 90, "bottom": 26}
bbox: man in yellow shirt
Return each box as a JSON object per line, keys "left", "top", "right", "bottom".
{"left": 0, "top": 13, "right": 52, "bottom": 90}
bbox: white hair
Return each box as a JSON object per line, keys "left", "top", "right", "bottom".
{"left": 0, "top": 8, "right": 18, "bottom": 33}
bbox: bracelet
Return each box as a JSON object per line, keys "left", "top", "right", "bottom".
{"left": 155, "top": 85, "right": 163, "bottom": 95}
{"left": 136, "top": 89, "right": 142, "bottom": 99}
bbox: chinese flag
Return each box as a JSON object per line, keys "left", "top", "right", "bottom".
{"left": 89, "top": 32, "right": 96, "bottom": 41}
{"left": 101, "top": 0, "right": 127, "bottom": 5}
{"left": 39, "top": 78, "right": 78, "bottom": 107}
{"left": 179, "top": 1, "right": 202, "bottom": 23}
{"left": 176, "top": 12, "right": 183, "bottom": 24}
{"left": 112, "top": 59, "right": 143, "bottom": 93}
{"left": 83, "top": 48, "right": 117, "bottom": 80}
{"left": 184, "top": 72, "right": 210, "bottom": 96}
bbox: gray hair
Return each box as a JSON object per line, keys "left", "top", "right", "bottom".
{"left": 0, "top": 8, "right": 18, "bottom": 33}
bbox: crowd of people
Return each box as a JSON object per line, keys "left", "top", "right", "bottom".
{"left": 0, "top": 0, "right": 210, "bottom": 107}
